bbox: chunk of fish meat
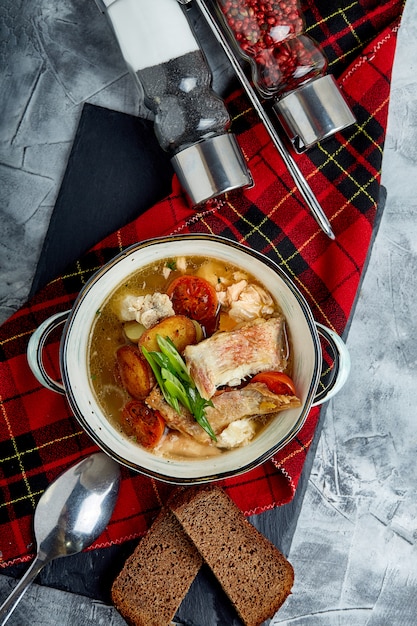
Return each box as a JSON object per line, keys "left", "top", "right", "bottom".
{"left": 146, "top": 383, "right": 301, "bottom": 446}
{"left": 153, "top": 431, "right": 221, "bottom": 459}
{"left": 118, "top": 292, "right": 174, "bottom": 328}
{"left": 217, "top": 280, "right": 275, "bottom": 322}
{"left": 215, "top": 418, "right": 256, "bottom": 449}
{"left": 183, "top": 316, "right": 287, "bottom": 399}
{"left": 146, "top": 386, "right": 210, "bottom": 444}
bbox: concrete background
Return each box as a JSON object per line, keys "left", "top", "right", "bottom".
{"left": 1, "top": 0, "right": 416, "bottom": 623}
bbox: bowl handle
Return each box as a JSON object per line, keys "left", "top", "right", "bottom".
{"left": 27, "top": 310, "right": 70, "bottom": 395}
{"left": 27, "top": 312, "right": 351, "bottom": 404}
{"left": 312, "top": 322, "right": 351, "bottom": 407}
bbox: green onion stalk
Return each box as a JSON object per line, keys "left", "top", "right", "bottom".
{"left": 142, "top": 335, "right": 216, "bottom": 441}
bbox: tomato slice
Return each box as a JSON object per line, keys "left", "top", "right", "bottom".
{"left": 251, "top": 371, "right": 297, "bottom": 396}
{"left": 121, "top": 401, "right": 165, "bottom": 448}
{"left": 166, "top": 275, "right": 218, "bottom": 329}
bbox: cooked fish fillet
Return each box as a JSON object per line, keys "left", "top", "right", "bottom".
{"left": 183, "top": 316, "right": 287, "bottom": 399}
{"left": 153, "top": 431, "right": 222, "bottom": 459}
{"left": 146, "top": 383, "right": 301, "bottom": 447}
{"left": 146, "top": 386, "right": 208, "bottom": 444}
{"left": 208, "top": 384, "right": 300, "bottom": 434}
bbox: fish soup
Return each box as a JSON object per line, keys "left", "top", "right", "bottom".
{"left": 89, "top": 255, "right": 300, "bottom": 460}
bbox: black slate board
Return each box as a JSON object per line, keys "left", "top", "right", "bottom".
{"left": 29, "top": 103, "right": 173, "bottom": 297}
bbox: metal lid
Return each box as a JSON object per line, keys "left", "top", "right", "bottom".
{"left": 171, "top": 133, "right": 253, "bottom": 206}
{"left": 273, "top": 74, "right": 356, "bottom": 152}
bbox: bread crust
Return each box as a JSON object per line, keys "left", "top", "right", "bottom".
{"left": 169, "top": 486, "right": 294, "bottom": 626}
{"left": 111, "top": 507, "right": 202, "bottom": 626}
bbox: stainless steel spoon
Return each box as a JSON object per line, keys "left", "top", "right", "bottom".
{"left": 0, "top": 452, "right": 121, "bottom": 625}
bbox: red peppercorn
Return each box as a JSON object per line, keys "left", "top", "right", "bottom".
{"left": 217, "top": 0, "right": 326, "bottom": 96}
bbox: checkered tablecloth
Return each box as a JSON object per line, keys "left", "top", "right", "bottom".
{"left": 0, "top": 0, "right": 405, "bottom": 566}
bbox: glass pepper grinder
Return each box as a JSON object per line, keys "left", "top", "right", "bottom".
{"left": 96, "top": 0, "right": 252, "bottom": 205}
{"left": 214, "top": 0, "right": 355, "bottom": 152}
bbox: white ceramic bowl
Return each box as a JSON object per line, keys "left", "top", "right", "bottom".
{"left": 28, "top": 235, "right": 350, "bottom": 484}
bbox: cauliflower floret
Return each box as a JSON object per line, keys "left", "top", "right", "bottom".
{"left": 119, "top": 293, "right": 175, "bottom": 328}
{"left": 216, "top": 418, "right": 257, "bottom": 449}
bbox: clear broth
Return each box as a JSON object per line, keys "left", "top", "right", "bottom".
{"left": 89, "top": 255, "right": 292, "bottom": 459}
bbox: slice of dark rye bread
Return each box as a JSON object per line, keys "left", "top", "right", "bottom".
{"left": 111, "top": 508, "right": 203, "bottom": 626}
{"left": 169, "top": 486, "right": 294, "bottom": 626}
{"left": 111, "top": 486, "right": 294, "bottom": 626}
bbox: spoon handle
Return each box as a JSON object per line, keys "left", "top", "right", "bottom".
{"left": 0, "top": 555, "right": 48, "bottom": 625}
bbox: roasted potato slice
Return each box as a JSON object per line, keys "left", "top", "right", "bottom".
{"left": 116, "top": 345, "right": 154, "bottom": 399}
{"left": 138, "top": 315, "right": 196, "bottom": 353}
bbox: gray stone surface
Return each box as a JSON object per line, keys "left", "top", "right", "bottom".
{"left": 1, "top": 0, "right": 416, "bottom": 624}
{"left": 271, "top": 2, "right": 417, "bottom": 623}
{"left": 0, "top": 0, "right": 145, "bottom": 322}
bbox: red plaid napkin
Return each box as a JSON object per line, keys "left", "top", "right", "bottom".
{"left": 0, "top": 0, "right": 404, "bottom": 566}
